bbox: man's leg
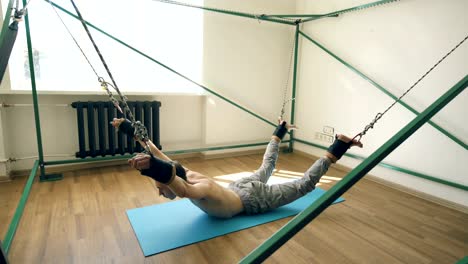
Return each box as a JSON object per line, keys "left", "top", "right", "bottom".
{"left": 230, "top": 138, "right": 280, "bottom": 187}
{"left": 251, "top": 138, "right": 280, "bottom": 183}
{"left": 247, "top": 157, "right": 332, "bottom": 214}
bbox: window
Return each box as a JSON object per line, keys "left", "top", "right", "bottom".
{"left": 2, "top": 0, "right": 204, "bottom": 94}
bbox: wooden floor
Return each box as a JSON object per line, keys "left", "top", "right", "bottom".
{"left": 1, "top": 152, "right": 467, "bottom": 263}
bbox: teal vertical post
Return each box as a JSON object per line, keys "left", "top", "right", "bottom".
{"left": 240, "top": 75, "right": 467, "bottom": 263}
{"left": 22, "top": 0, "right": 47, "bottom": 179}
{"left": 288, "top": 23, "right": 300, "bottom": 151}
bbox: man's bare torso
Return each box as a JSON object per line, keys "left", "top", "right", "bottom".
{"left": 186, "top": 170, "right": 244, "bottom": 218}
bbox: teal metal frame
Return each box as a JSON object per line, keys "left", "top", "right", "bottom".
{"left": 0, "top": 0, "right": 14, "bottom": 49}
{"left": 240, "top": 75, "right": 468, "bottom": 263}
{"left": 299, "top": 30, "right": 467, "bottom": 150}
{"left": 1, "top": 0, "right": 466, "bottom": 261}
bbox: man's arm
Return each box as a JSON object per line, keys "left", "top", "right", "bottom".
{"left": 137, "top": 139, "right": 172, "bottom": 162}
{"left": 111, "top": 118, "right": 172, "bottom": 161}
{"left": 166, "top": 177, "right": 212, "bottom": 199}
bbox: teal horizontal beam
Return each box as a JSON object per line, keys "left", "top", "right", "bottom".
{"left": 302, "top": 0, "right": 399, "bottom": 23}
{"left": 240, "top": 75, "right": 467, "bottom": 264}
{"left": 299, "top": 30, "right": 467, "bottom": 151}
{"left": 45, "top": 141, "right": 291, "bottom": 166}
{"left": 266, "top": 14, "right": 320, "bottom": 18}
{"left": 165, "top": 140, "right": 290, "bottom": 155}
{"left": 293, "top": 138, "right": 468, "bottom": 191}
{"left": 46, "top": 0, "right": 276, "bottom": 128}
{"left": 44, "top": 155, "right": 134, "bottom": 166}
{"left": 152, "top": 0, "right": 295, "bottom": 26}
{"left": 3, "top": 160, "right": 39, "bottom": 255}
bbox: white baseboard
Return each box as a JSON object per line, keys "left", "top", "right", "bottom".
{"left": 9, "top": 152, "right": 202, "bottom": 178}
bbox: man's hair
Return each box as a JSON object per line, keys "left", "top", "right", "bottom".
{"left": 173, "top": 161, "right": 187, "bottom": 181}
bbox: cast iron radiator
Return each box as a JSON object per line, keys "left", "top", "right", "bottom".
{"left": 71, "top": 101, "right": 162, "bottom": 158}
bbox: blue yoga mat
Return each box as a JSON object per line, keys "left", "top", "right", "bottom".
{"left": 127, "top": 187, "right": 344, "bottom": 256}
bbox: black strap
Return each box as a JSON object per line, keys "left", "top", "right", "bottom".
{"left": 140, "top": 157, "right": 187, "bottom": 184}
{"left": 118, "top": 119, "right": 135, "bottom": 137}
{"left": 327, "top": 136, "right": 352, "bottom": 160}
{"left": 273, "top": 122, "right": 288, "bottom": 140}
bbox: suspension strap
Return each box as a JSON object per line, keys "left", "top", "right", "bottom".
{"left": 353, "top": 34, "right": 468, "bottom": 142}
{"left": 51, "top": 0, "right": 151, "bottom": 149}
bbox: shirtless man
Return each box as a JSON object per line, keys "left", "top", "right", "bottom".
{"left": 112, "top": 118, "right": 362, "bottom": 218}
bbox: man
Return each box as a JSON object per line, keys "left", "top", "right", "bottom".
{"left": 112, "top": 118, "right": 362, "bottom": 218}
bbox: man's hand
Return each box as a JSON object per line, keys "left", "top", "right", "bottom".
{"left": 278, "top": 118, "right": 297, "bottom": 130}
{"left": 272, "top": 118, "right": 297, "bottom": 142}
{"left": 337, "top": 134, "right": 363, "bottom": 148}
{"left": 128, "top": 153, "right": 152, "bottom": 170}
{"left": 111, "top": 117, "right": 124, "bottom": 128}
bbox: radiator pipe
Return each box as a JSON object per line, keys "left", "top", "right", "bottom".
{"left": 152, "top": 101, "right": 162, "bottom": 149}
{"left": 73, "top": 102, "right": 86, "bottom": 158}
{"left": 97, "top": 102, "right": 106, "bottom": 156}
{"left": 107, "top": 101, "right": 116, "bottom": 155}
{"left": 87, "top": 101, "right": 96, "bottom": 157}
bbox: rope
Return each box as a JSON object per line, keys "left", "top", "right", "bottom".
{"left": 353, "top": 34, "right": 468, "bottom": 142}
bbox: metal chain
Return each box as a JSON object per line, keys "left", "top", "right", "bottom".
{"left": 354, "top": 34, "right": 468, "bottom": 142}
{"left": 279, "top": 27, "right": 298, "bottom": 120}
{"left": 321, "top": 0, "right": 401, "bottom": 19}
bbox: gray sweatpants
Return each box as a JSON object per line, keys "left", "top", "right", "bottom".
{"left": 228, "top": 139, "right": 331, "bottom": 215}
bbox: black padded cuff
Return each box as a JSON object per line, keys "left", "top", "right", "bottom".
{"left": 273, "top": 122, "right": 288, "bottom": 140}
{"left": 118, "top": 119, "right": 135, "bottom": 137}
{"left": 173, "top": 161, "right": 187, "bottom": 181}
{"left": 140, "top": 158, "right": 188, "bottom": 184}
{"left": 327, "top": 136, "right": 352, "bottom": 160}
{"left": 140, "top": 156, "right": 175, "bottom": 184}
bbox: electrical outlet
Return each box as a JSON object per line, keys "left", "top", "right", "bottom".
{"left": 314, "top": 132, "right": 321, "bottom": 140}
{"left": 323, "top": 126, "right": 334, "bottom": 135}
{"left": 324, "top": 134, "right": 334, "bottom": 143}
{"left": 315, "top": 132, "right": 333, "bottom": 143}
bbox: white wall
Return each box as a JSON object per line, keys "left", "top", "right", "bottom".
{"left": 203, "top": 0, "right": 296, "bottom": 146}
{"left": 295, "top": 0, "right": 468, "bottom": 206}
{"left": 2, "top": 0, "right": 465, "bottom": 207}
{"left": 0, "top": 0, "right": 296, "bottom": 170}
